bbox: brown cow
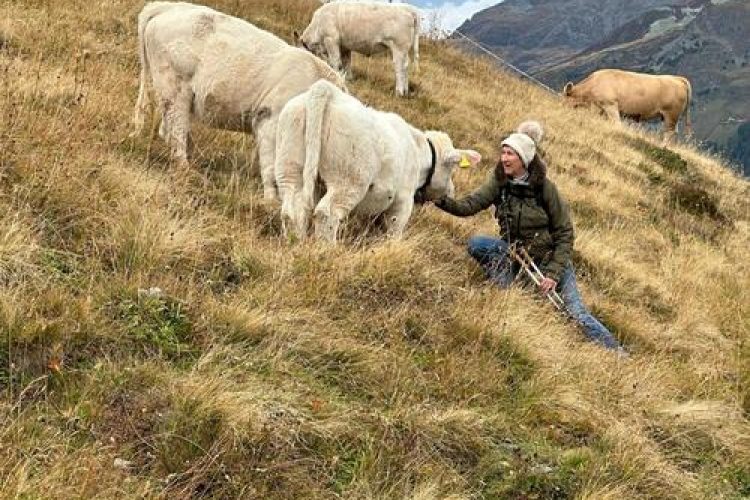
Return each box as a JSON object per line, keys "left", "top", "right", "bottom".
{"left": 563, "top": 69, "right": 692, "bottom": 142}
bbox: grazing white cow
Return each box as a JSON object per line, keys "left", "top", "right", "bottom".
{"left": 295, "top": 2, "right": 420, "bottom": 96}
{"left": 132, "top": 1, "right": 345, "bottom": 199}
{"left": 274, "top": 79, "right": 481, "bottom": 242}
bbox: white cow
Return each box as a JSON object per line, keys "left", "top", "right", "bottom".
{"left": 295, "top": 2, "right": 420, "bottom": 96}
{"left": 274, "top": 79, "right": 481, "bottom": 242}
{"left": 131, "top": 1, "right": 345, "bottom": 199}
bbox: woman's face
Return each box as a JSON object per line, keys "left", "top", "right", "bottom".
{"left": 501, "top": 146, "right": 526, "bottom": 178}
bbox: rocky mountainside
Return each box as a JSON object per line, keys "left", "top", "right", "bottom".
{"left": 457, "top": 0, "right": 750, "bottom": 174}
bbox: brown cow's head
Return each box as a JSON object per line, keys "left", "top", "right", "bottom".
{"left": 562, "top": 81, "right": 588, "bottom": 109}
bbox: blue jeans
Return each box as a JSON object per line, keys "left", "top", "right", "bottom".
{"left": 468, "top": 235, "right": 622, "bottom": 350}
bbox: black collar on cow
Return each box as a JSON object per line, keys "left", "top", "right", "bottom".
{"left": 414, "top": 138, "right": 437, "bottom": 204}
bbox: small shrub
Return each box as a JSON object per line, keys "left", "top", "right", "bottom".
{"left": 156, "top": 397, "right": 224, "bottom": 473}
{"left": 723, "top": 466, "right": 750, "bottom": 497}
{"left": 401, "top": 316, "right": 428, "bottom": 344}
{"left": 629, "top": 137, "right": 689, "bottom": 173}
{"left": 637, "top": 162, "right": 665, "bottom": 184}
{"left": 478, "top": 446, "right": 583, "bottom": 500}
{"left": 668, "top": 182, "right": 726, "bottom": 222}
{"left": 330, "top": 446, "right": 367, "bottom": 494}
{"left": 203, "top": 253, "right": 269, "bottom": 294}
{"left": 40, "top": 249, "right": 81, "bottom": 282}
{"left": 111, "top": 291, "right": 194, "bottom": 359}
{"left": 647, "top": 423, "right": 722, "bottom": 473}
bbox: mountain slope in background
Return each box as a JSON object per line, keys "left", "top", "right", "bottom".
{"left": 458, "top": 0, "right": 750, "bottom": 174}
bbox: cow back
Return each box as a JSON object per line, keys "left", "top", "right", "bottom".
{"left": 311, "top": 2, "right": 418, "bottom": 54}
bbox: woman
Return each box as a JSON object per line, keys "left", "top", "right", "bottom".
{"left": 434, "top": 121, "right": 623, "bottom": 351}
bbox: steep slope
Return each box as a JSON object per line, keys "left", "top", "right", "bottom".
{"left": 458, "top": 0, "right": 750, "bottom": 175}
{"left": 1, "top": 0, "right": 748, "bottom": 498}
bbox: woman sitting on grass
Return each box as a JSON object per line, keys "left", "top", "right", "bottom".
{"left": 434, "top": 121, "right": 624, "bottom": 352}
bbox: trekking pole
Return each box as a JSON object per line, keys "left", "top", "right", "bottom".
{"left": 508, "top": 244, "right": 566, "bottom": 312}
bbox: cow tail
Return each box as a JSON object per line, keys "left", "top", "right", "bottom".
{"left": 132, "top": 3, "right": 173, "bottom": 134}
{"left": 682, "top": 77, "right": 692, "bottom": 137}
{"left": 302, "top": 80, "right": 333, "bottom": 212}
{"left": 411, "top": 10, "right": 420, "bottom": 72}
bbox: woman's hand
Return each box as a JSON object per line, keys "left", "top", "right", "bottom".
{"left": 539, "top": 277, "right": 557, "bottom": 295}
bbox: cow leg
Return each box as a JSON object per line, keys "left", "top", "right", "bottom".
{"left": 313, "top": 191, "right": 342, "bottom": 243}
{"left": 158, "top": 111, "right": 168, "bottom": 140}
{"left": 323, "top": 37, "right": 343, "bottom": 72}
{"left": 662, "top": 115, "right": 677, "bottom": 145}
{"left": 314, "top": 185, "right": 367, "bottom": 243}
{"left": 383, "top": 195, "right": 414, "bottom": 239}
{"left": 275, "top": 107, "right": 309, "bottom": 239}
{"left": 602, "top": 104, "right": 620, "bottom": 123}
{"left": 390, "top": 48, "right": 409, "bottom": 97}
{"left": 279, "top": 178, "right": 311, "bottom": 240}
{"left": 256, "top": 117, "right": 280, "bottom": 200}
{"left": 281, "top": 193, "right": 312, "bottom": 241}
{"left": 341, "top": 49, "right": 353, "bottom": 81}
{"left": 131, "top": 65, "right": 151, "bottom": 137}
{"left": 162, "top": 81, "right": 193, "bottom": 168}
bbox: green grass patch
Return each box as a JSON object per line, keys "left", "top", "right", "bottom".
{"left": 629, "top": 137, "right": 689, "bottom": 174}
{"left": 637, "top": 161, "right": 666, "bottom": 185}
{"left": 723, "top": 466, "right": 750, "bottom": 498}
{"left": 330, "top": 445, "right": 368, "bottom": 494}
{"left": 647, "top": 423, "right": 725, "bottom": 473}
{"left": 667, "top": 181, "right": 726, "bottom": 222}
{"left": 477, "top": 443, "right": 586, "bottom": 499}
{"left": 443, "top": 320, "right": 535, "bottom": 389}
{"left": 156, "top": 397, "right": 224, "bottom": 473}
{"left": 203, "top": 252, "right": 270, "bottom": 294}
{"left": 109, "top": 290, "right": 195, "bottom": 360}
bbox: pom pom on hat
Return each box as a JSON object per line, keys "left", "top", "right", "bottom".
{"left": 517, "top": 120, "right": 544, "bottom": 144}
{"left": 501, "top": 120, "right": 544, "bottom": 167}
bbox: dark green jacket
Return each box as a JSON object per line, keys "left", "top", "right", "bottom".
{"left": 435, "top": 156, "right": 574, "bottom": 282}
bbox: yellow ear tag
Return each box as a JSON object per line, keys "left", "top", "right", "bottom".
{"left": 459, "top": 155, "right": 472, "bottom": 168}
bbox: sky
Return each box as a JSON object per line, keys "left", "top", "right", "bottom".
{"left": 411, "top": 0, "right": 503, "bottom": 33}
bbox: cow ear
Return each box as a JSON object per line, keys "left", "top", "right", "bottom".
{"left": 563, "top": 82, "right": 573, "bottom": 96}
{"left": 457, "top": 149, "right": 482, "bottom": 168}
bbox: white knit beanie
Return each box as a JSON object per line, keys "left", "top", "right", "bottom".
{"left": 501, "top": 120, "right": 544, "bottom": 167}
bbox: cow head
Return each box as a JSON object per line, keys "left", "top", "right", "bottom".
{"left": 422, "top": 131, "right": 481, "bottom": 200}
{"left": 293, "top": 29, "right": 326, "bottom": 59}
{"left": 562, "top": 82, "right": 588, "bottom": 109}
{"left": 292, "top": 30, "right": 306, "bottom": 49}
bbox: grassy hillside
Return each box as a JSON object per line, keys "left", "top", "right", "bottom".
{"left": 1, "top": 0, "right": 748, "bottom": 498}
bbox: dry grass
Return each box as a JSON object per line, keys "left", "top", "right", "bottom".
{"left": 1, "top": 0, "right": 748, "bottom": 498}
